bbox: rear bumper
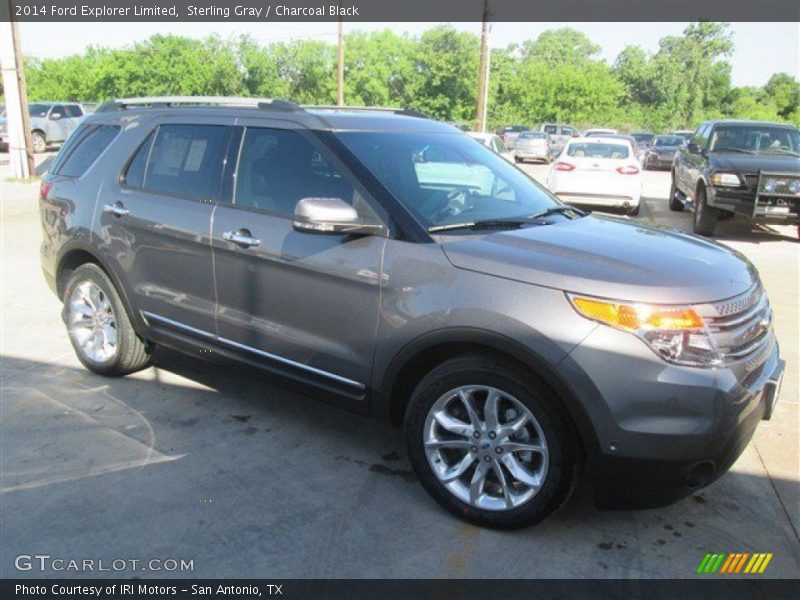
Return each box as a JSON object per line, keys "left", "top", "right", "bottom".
{"left": 515, "top": 148, "right": 549, "bottom": 160}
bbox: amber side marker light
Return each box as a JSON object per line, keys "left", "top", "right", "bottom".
{"left": 571, "top": 296, "right": 705, "bottom": 332}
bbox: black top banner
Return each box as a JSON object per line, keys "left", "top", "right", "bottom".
{"left": 2, "top": 0, "right": 799, "bottom": 22}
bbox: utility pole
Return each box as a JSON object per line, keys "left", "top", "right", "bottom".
{"left": 475, "top": 0, "right": 491, "bottom": 132}
{"left": 336, "top": 13, "right": 344, "bottom": 106}
{"left": 0, "top": 17, "right": 35, "bottom": 179}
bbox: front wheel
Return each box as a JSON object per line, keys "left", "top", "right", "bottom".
{"left": 31, "top": 131, "right": 47, "bottom": 154}
{"left": 63, "top": 263, "right": 152, "bottom": 376}
{"left": 692, "top": 186, "right": 719, "bottom": 236}
{"left": 405, "top": 355, "right": 578, "bottom": 529}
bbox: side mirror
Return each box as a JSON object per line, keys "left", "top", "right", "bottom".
{"left": 686, "top": 142, "right": 702, "bottom": 155}
{"left": 49, "top": 112, "right": 62, "bottom": 121}
{"left": 293, "top": 197, "right": 384, "bottom": 236}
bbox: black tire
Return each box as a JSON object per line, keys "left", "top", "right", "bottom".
{"left": 692, "top": 185, "right": 719, "bottom": 236}
{"left": 31, "top": 131, "right": 47, "bottom": 154}
{"left": 669, "top": 174, "right": 684, "bottom": 212}
{"left": 404, "top": 354, "right": 579, "bottom": 529}
{"left": 63, "top": 263, "right": 152, "bottom": 376}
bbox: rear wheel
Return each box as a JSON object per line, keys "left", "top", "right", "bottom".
{"left": 63, "top": 264, "right": 152, "bottom": 376}
{"left": 669, "top": 174, "right": 684, "bottom": 212}
{"left": 405, "top": 355, "right": 578, "bottom": 529}
{"left": 31, "top": 131, "right": 47, "bottom": 154}
{"left": 692, "top": 185, "right": 719, "bottom": 236}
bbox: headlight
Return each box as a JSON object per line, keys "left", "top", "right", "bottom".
{"left": 568, "top": 294, "right": 722, "bottom": 367}
{"left": 710, "top": 172, "right": 741, "bottom": 187}
{"left": 789, "top": 179, "right": 800, "bottom": 194}
{"left": 763, "top": 177, "right": 778, "bottom": 193}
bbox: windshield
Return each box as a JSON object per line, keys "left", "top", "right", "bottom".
{"left": 566, "top": 142, "right": 630, "bottom": 159}
{"left": 336, "top": 131, "right": 558, "bottom": 229}
{"left": 632, "top": 133, "right": 654, "bottom": 143}
{"left": 654, "top": 136, "right": 684, "bottom": 147}
{"left": 709, "top": 125, "right": 800, "bottom": 154}
{"left": 519, "top": 132, "right": 546, "bottom": 140}
{"left": 28, "top": 104, "right": 50, "bottom": 118}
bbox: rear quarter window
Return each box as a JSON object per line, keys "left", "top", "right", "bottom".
{"left": 55, "top": 124, "right": 121, "bottom": 178}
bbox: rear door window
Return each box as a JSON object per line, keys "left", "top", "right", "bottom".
{"left": 56, "top": 124, "right": 121, "bottom": 177}
{"left": 140, "top": 125, "right": 233, "bottom": 202}
{"left": 50, "top": 105, "right": 67, "bottom": 120}
{"left": 65, "top": 105, "right": 84, "bottom": 118}
{"left": 543, "top": 125, "right": 558, "bottom": 134}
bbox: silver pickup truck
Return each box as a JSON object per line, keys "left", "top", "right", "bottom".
{"left": 0, "top": 102, "right": 86, "bottom": 153}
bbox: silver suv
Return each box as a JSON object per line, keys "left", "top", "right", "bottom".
{"left": 27, "top": 102, "right": 85, "bottom": 152}
{"left": 40, "top": 97, "right": 784, "bottom": 528}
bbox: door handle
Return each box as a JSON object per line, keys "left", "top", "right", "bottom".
{"left": 223, "top": 230, "right": 261, "bottom": 248}
{"left": 103, "top": 202, "right": 130, "bottom": 217}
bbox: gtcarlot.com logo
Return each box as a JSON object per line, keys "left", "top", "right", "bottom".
{"left": 697, "top": 552, "right": 773, "bottom": 574}
{"left": 14, "top": 554, "right": 194, "bottom": 573}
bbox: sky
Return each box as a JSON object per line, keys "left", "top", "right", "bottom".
{"left": 17, "top": 21, "right": 800, "bottom": 87}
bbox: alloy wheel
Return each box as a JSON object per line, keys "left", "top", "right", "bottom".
{"left": 67, "top": 280, "right": 118, "bottom": 363}
{"left": 423, "top": 385, "right": 549, "bottom": 511}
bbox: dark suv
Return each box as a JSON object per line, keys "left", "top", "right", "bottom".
{"left": 41, "top": 98, "right": 784, "bottom": 528}
{"left": 671, "top": 120, "right": 800, "bottom": 237}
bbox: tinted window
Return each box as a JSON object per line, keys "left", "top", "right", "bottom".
{"left": 690, "top": 125, "right": 707, "bottom": 147}
{"left": 123, "top": 131, "right": 156, "bottom": 188}
{"left": 566, "top": 142, "right": 630, "bottom": 159}
{"left": 654, "top": 136, "right": 684, "bottom": 147}
{"left": 50, "top": 105, "right": 67, "bottom": 120}
{"left": 709, "top": 125, "right": 800, "bottom": 153}
{"left": 57, "top": 124, "right": 121, "bottom": 177}
{"left": 143, "top": 125, "right": 232, "bottom": 202}
{"left": 543, "top": 125, "right": 558, "bottom": 134}
{"left": 65, "top": 105, "right": 83, "bottom": 118}
{"left": 28, "top": 103, "right": 49, "bottom": 118}
{"left": 235, "top": 128, "right": 356, "bottom": 217}
{"left": 562, "top": 127, "right": 575, "bottom": 136}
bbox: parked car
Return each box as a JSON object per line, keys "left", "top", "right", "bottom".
{"left": 584, "top": 128, "right": 618, "bottom": 137}
{"left": 546, "top": 136, "right": 643, "bottom": 214}
{"left": 26, "top": 102, "right": 86, "bottom": 152}
{"left": 671, "top": 120, "right": 800, "bottom": 237}
{"left": 539, "top": 123, "right": 579, "bottom": 157}
{"left": 673, "top": 130, "right": 694, "bottom": 142}
{"left": 514, "top": 131, "right": 551, "bottom": 163}
{"left": 496, "top": 125, "right": 530, "bottom": 151}
{"left": 631, "top": 132, "right": 655, "bottom": 153}
{"left": 467, "top": 131, "right": 514, "bottom": 162}
{"left": 41, "top": 97, "right": 784, "bottom": 529}
{"left": 644, "top": 135, "right": 685, "bottom": 170}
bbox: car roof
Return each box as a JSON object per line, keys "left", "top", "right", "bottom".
{"left": 88, "top": 102, "right": 459, "bottom": 133}
{"left": 705, "top": 119, "right": 798, "bottom": 129}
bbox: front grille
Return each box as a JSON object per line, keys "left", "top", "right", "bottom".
{"left": 698, "top": 285, "right": 772, "bottom": 363}
{"left": 743, "top": 173, "right": 759, "bottom": 189}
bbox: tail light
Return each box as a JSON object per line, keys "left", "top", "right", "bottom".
{"left": 553, "top": 162, "right": 575, "bottom": 171}
{"left": 39, "top": 181, "right": 53, "bottom": 201}
{"left": 616, "top": 166, "right": 640, "bottom": 175}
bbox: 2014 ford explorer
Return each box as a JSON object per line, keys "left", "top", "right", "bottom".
{"left": 40, "top": 97, "right": 784, "bottom": 529}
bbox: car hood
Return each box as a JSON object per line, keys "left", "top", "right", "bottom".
{"left": 440, "top": 216, "right": 757, "bottom": 304}
{"left": 710, "top": 152, "right": 800, "bottom": 173}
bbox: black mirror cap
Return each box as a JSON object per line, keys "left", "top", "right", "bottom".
{"left": 687, "top": 142, "right": 702, "bottom": 155}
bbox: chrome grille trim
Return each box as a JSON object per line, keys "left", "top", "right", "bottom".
{"left": 696, "top": 284, "right": 773, "bottom": 363}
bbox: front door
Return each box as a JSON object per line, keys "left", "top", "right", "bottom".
{"left": 211, "top": 124, "right": 387, "bottom": 403}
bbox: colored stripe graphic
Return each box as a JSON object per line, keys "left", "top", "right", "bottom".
{"left": 700, "top": 552, "right": 774, "bottom": 574}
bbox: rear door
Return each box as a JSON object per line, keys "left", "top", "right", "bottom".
{"left": 47, "top": 105, "right": 71, "bottom": 142}
{"left": 98, "top": 117, "right": 237, "bottom": 335}
{"left": 211, "top": 121, "right": 387, "bottom": 401}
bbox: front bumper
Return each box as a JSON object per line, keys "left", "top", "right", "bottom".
{"left": 557, "top": 324, "right": 783, "bottom": 509}
{"left": 646, "top": 155, "right": 674, "bottom": 169}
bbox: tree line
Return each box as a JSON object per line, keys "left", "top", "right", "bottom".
{"left": 19, "top": 23, "right": 800, "bottom": 132}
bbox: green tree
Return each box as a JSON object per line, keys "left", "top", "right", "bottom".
{"left": 521, "top": 28, "right": 601, "bottom": 65}
{"left": 763, "top": 73, "right": 800, "bottom": 119}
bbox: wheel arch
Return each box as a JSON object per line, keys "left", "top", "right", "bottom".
{"left": 376, "top": 328, "right": 600, "bottom": 461}
{"left": 56, "top": 243, "right": 142, "bottom": 332}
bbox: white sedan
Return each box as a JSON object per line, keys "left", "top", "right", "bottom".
{"left": 546, "top": 137, "right": 643, "bottom": 215}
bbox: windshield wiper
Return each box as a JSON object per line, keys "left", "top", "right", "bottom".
{"left": 428, "top": 206, "right": 586, "bottom": 233}
{"left": 710, "top": 147, "right": 757, "bottom": 154}
{"left": 528, "top": 205, "right": 587, "bottom": 220}
{"left": 428, "top": 218, "right": 546, "bottom": 233}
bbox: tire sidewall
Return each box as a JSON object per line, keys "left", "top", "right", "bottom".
{"left": 32, "top": 132, "right": 46, "bottom": 153}
{"left": 63, "top": 264, "right": 131, "bottom": 375}
{"left": 405, "top": 359, "right": 576, "bottom": 529}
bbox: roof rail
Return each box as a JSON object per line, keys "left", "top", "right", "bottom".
{"left": 95, "top": 96, "right": 302, "bottom": 113}
{"left": 302, "top": 105, "right": 429, "bottom": 119}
